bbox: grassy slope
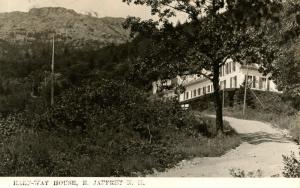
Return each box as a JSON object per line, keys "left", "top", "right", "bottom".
{"left": 123, "top": 115, "right": 241, "bottom": 176}
{"left": 190, "top": 90, "right": 300, "bottom": 143}
{"left": 171, "top": 114, "right": 241, "bottom": 161}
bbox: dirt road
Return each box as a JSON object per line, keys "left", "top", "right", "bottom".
{"left": 151, "top": 116, "right": 299, "bottom": 177}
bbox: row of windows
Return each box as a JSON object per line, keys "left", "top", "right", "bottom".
{"left": 220, "top": 76, "right": 238, "bottom": 89}
{"left": 184, "top": 84, "right": 214, "bottom": 100}
{"left": 220, "top": 62, "right": 236, "bottom": 77}
{"left": 184, "top": 75, "right": 238, "bottom": 100}
{"left": 245, "top": 75, "right": 270, "bottom": 90}
{"left": 182, "top": 75, "right": 272, "bottom": 101}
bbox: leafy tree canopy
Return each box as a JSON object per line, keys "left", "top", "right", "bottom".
{"left": 122, "top": 0, "right": 299, "bottom": 132}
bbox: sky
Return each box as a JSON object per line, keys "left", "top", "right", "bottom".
{"left": 0, "top": 0, "right": 188, "bottom": 22}
{"left": 0, "top": 0, "right": 154, "bottom": 18}
{"left": 0, "top": 0, "right": 182, "bottom": 20}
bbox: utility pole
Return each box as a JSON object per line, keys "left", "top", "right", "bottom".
{"left": 222, "top": 82, "right": 225, "bottom": 111}
{"left": 51, "top": 35, "right": 55, "bottom": 106}
{"left": 243, "top": 64, "right": 249, "bottom": 118}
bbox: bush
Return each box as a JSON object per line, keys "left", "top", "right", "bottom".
{"left": 193, "top": 89, "right": 300, "bottom": 142}
{"left": 282, "top": 149, "right": 300, "bottom": 178}
{"left": 0, "top": 79, "right": 213, "bottom": 176}
{"left": 0, "top": 115, "right": 23, "bottom": 140}
{"left": 193, "top": 89, "right": 297, "bottom": 115}
{"left": 174, "top": 133, "right": 241, "bottom": 158}
{"left": 229, "top": 168, "right": 263, "bottom": 178}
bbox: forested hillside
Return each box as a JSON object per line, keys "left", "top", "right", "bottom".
{"left": 0, "top": 7, "right": 129, "bottom": 47}
{"left": 0, "top": 33, "right": 153, "bottom": 115}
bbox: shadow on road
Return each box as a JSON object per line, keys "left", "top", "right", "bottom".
{"left": 240, "top": 132, "right": 290, "bottom": 145}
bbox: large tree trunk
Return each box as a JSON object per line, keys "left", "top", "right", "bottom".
{"left": 212, "top": 65, "right": 224, "bottom": 134}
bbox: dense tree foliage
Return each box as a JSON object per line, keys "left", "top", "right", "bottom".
{"left": 261, "top": 0, "right": 300, "bottom": 108}
{"left": 123, "top": 0, "right": 287, "bottom": 132}
{"left": 0, "top": 36, "right": 153, "bottom": 115}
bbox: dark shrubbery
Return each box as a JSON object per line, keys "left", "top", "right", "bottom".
{"left": 190, "top": 88, "right": 297, "bottom": 115}
{"left": 229, "top": 168, "right": 263, "bottom": 177}
{"left": 0, "top": 79, "right": 211, "bottom": 176}
{"left": 282, "top": 149, "right": 300, "bottom": 178}
{"left": 189, "top": 88, "right": 300, "bottom": 142}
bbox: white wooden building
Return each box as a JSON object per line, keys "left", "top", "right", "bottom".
{"left": 152, "top": 59, "right": 279, "bottom": 102}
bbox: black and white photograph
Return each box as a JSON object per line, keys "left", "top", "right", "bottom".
{"left": 0, "top": 0, "right": 299, "bottom": 186}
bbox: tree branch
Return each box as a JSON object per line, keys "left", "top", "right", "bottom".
{"left": 161, "top": 2, "right": 191, "bottom": 15}
{"left": 199, "top": 72, "right": 213, "bottom": 80}
{"left": 220, "top": 56, "right": 231, "bottom": 67}
{"left": 180, "top": 71, "right": 213, "bottom": 81}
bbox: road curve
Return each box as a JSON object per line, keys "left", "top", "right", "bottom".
{"left": 151, "top": 116, "right": 299, "bottom": 177}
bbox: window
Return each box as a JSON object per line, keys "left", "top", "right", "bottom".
{"left": 245, "top": 75, "right": 253, "bottom": 88}
{"left": 222, "top": 66, "right": 225, "bottom": 76}
{"left": 224, "top": 80, "right": 227, "bottom": 89}
{"left": 229, "top": 62, "right": 231, "bottom": 73}
{"left": 232, "top": 62, "right": 236, "bottom": 72}
{"left": 193, "top": 89, "right": 197, "bottom": 97}
{"left": 203, "top": 87, "right": 206, "bottom": 95}
{"left": 259, "top": 77, "right": 266, "bottom": 89}
{"left": 262, "top": 78, "right": 266, "bottom": 89}
{"left": 198, "top": 88, "right": 201, "bottom": 95}
{"left": 267, "top": 79, "right": 270, "bottom": 91}
{"left": 186, "top": 92, "right": 189, "bottom": 99}
{"left": 219, "top": 67, "right": 222, "bottom": 76}
{"left": 211, "top": 85, "right": 214, "bottom": 92}
{"left": 207, "top": 85, "right": 210, "bottom": 93}
{"left": 253, "top": 76, "right": 256, "bottom": 88}
{"left": 248, "top": 75, "right": 253, "bottom": 83}
{"left": 234, "top": 76, "right": 237, "bottom": 88}
{"left": 259, "top": 78, "right": 262, "bottom": 89}
{"left": 226, "top": 63, "right": 229, "bottom": 74}
{"left": 230, "top": 77, "right": 232, "bottom": 88}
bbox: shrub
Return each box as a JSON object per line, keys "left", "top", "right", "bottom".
{"left": 229, "top": 168, "right": 263, "bottom": 177}
{"left": 0, "top": 114, "right": 23, "bottom": 140}
{"left": 190, "top": 88, "right": 297, "bottom": 116}
{"left": 0, "top": 79, "right": 212, "bottom": 176}
{"left": 282, "top": 150, "right": 300, "bottom": 178}
{"left": 194, "top": 90, "right": 300, "bottom": 142}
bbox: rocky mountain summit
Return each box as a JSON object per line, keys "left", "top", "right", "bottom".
{"left": 0, "top": 7, "right": 130, "bottom": 47}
